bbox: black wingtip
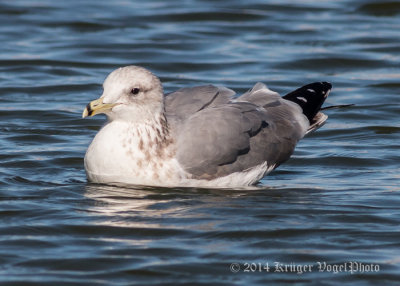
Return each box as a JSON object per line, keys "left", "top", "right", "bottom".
{"left": 283, "top": 82, "right": 332, "bottom": 123}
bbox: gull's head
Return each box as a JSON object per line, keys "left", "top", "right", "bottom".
{"left": 82, "top": 66, "right": 164, "bottom": 122}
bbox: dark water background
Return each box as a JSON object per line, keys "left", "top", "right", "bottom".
{"left": 1, "top": 0, "right": 400, "bottom": 285}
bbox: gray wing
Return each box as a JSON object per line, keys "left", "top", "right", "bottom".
{"left": 168, "top": 83, "right": 310, "bottom": 179}
{"left": 165, "top": 85, "right": 236, "bottom": 141}
{"left": 165, "top": 85, "right": 235, "bottom": 121}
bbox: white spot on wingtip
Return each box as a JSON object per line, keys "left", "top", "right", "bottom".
{"left": 297, "top": 96, "right": 307, "bottom": 103}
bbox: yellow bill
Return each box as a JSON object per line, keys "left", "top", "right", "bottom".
{"left": 82, "top": 98, "right": 119, "bottom": 118}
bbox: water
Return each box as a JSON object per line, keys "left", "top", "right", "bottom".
{"left": 1, "top": 0, "right": 399, "bottom": 285}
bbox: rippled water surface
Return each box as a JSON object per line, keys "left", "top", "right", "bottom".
{"left": 1, "top": 0, "right": 400, "bottom": 285}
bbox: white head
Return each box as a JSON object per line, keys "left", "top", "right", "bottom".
{"left": 83, "top": 66, "right": 164, "bottom": 122}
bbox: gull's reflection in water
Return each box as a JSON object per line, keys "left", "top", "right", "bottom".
{"left": 83, "top": 183, "right": 261, "bottom": 232}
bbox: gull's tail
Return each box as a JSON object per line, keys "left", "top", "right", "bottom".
{"left": 283, "top": 82, "right": 332, "bottom": 133}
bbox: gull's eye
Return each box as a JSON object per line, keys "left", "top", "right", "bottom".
{"left": 131, "top": 88, "right": 140, "bottom": 95}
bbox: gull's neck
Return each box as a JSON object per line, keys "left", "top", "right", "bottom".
{"left": 144, "top": 112, "right": 171, "bottom": 145}
{"left": 119, "top": 111, "right": 173, "bottom": 159}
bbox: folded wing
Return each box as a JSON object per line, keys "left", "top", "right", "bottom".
{"left": 165, "top": 84, "right": 310, "bottom": 179}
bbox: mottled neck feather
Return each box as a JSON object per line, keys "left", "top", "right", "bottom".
{"left": 134, "top": 112, "right": 174, "bottom": 158}
{"left": 155, "top": 113, "right": 171, "bottom": 145}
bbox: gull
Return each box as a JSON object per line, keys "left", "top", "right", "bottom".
{"left": 82, "top": 66, "right": 331, "bottom": 188}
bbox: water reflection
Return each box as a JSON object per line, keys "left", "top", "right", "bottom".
{"left": 83, "top": 183, "right": 259, "bottom": 232}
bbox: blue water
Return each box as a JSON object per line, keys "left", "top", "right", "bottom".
{"left": 1, "top": 0, "right": 400, "bottom": 285}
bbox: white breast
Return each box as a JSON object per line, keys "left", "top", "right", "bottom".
{"left": 84, "top": 120, "right": 185, "bottom": 186}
